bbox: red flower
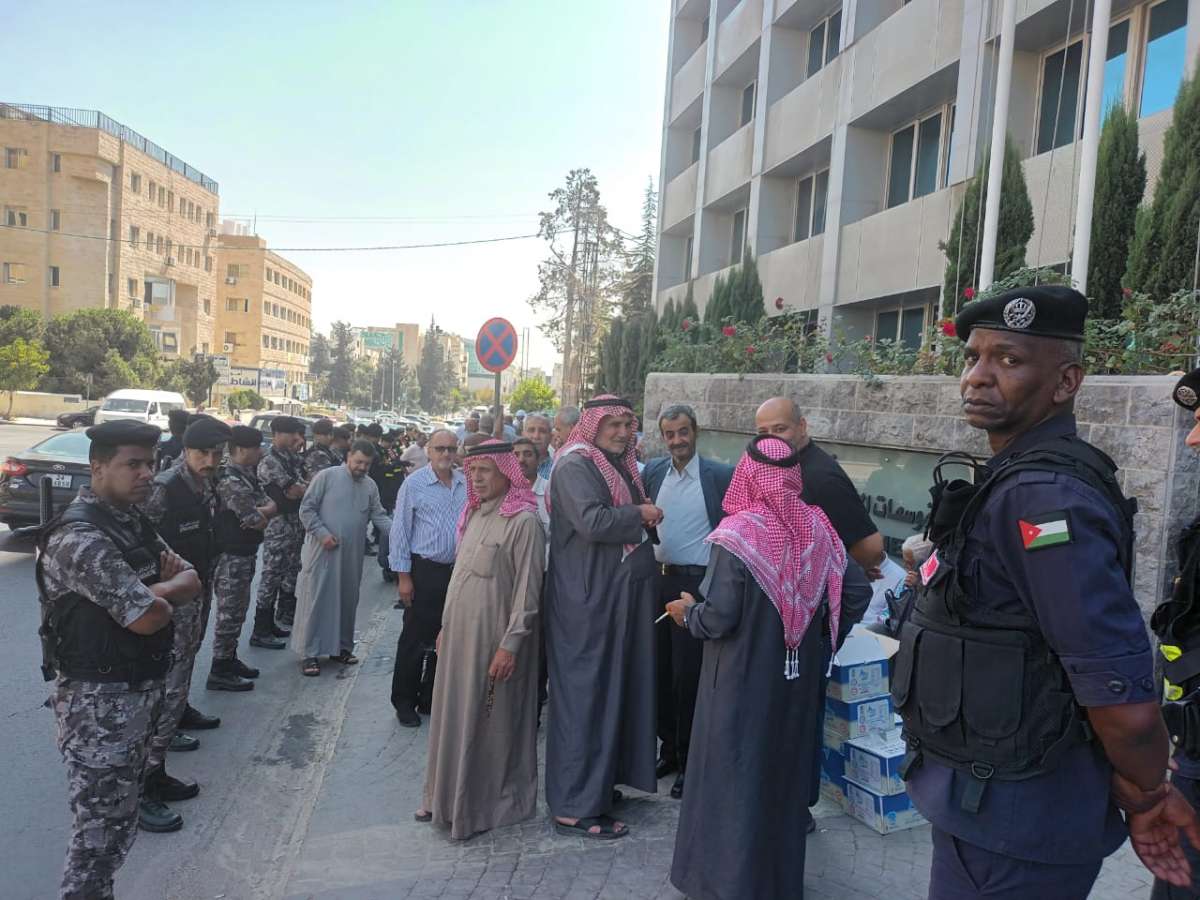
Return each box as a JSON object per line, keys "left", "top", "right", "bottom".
{"left": 941, "top": 321, "right": 957, "bottom": 338}
{"left": 681, "top": 318, "right": 691, "bottom": 331}
{"left": 722, "top": 325, "right": 736, "bottom": 337}
{"left": 1122, "top": 287, "right": 1132, "bottom": 297}
{"left": 745, "top": 345, "right": 756, "bottom": 355}
{"left": 963, "top": 286, "right": 976, "bottom": 300}
{"left": 824, "top": 352, "right": 833, "bottom": 364}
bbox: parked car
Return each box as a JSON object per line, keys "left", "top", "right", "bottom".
{"left": 93, "top": 389, "right": 186, "bottom": 430}
{"left": 248, "top": 412, "right": 316, "bottom": 446}
{"left": 0, "top": 431, "right": 90, "bottom": 528}
{"left": 55, "top": 406, "right": 100, "bottom": 429}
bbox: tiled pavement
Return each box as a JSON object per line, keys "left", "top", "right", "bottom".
{"left": 282, "top": 605, "right": 1158, "bottom": 900}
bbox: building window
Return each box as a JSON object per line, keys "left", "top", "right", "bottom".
{"left": 4, "top": 207, "right": 28, "bottom": 227}
{"left": 156, "top": 235, "right": 164, "bottom": 254}
{"left": 3, "top": 262, "right": 26, "bottom": 284}
{"left": 4, "top": 147, "right": 28, "bottom": 169}
{"left": 1037, "top": 40, "right": 1084, "bottom": 153}
{"left": 793, "top": 170, "right": 830, "bottom": 241}
{"left": 158, "top": 186, "right": 166, "bottom": 207}
{"left": 1141, "top": 0, "right": 1188, "bottom": 117}
{"left": 227, "top": 263, "right": 239, "bottom": 279}
{"left": 162, "top": 332, "right": 178, "bottom": 353}
{"left": 165, "top": 239, "right": 173, "bottom": 260}
{"left": 887, "top": 109, "right": 947, "bottom": 208}
{"left": 129, "top": 225, "right": 140, "bottom": 245}
{"left": 266, "top": 267, "right": 273, "bottom": 281}
{"left": 148, "top": 179, "right": 156, "bottom": 200}
{"left": 730, "top": 208, "right": 747, "bottom": 264}
{"left": 204, "top": 255, "right": 212, "bottom": 272}
{"left": 226, "top": 331, "right": 238, "bottom": 347}
{"left": 807, "top": 10, "right": 841, "bottom": 78}
{"left": 128, "top": 277, "right": 138, "bottom": 298}
{"left": 51, "top": 153, "right": 61, "bottom": 173}
{"left": 740, "top": 81, "right": 757, "bottom": 127}
{"left": 130, "top": 172, "right": 141, "bottom": 193}
{"left": 684, "top": 235, "right": 694, "bottom": 280}
{"left": 48, "top": 266, "right": 60, "bottom": 287}
{"left": 1103, "top": 20, "right": 1131, "bottom": 114}
{"left": 203, "top": 298, "right": 211, "bottom": 315}
{"left": 201, "top": 342, "right": 209, "bottom": 355}
{"left": 50, "top": 209, "right": 60, "bottom": 231}
{"left": 206, "top": 212, "right": 215, "bottom": 229}
{"left": 263, "top": 335, "right": 270, "bottom": 348}
{"left": 167, "top": 191, "right": 174, "bottom": 212}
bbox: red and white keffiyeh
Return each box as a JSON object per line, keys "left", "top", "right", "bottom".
{"left": 456, "top": 439, "right": 538, "bottom": 545}
{"left": 706, "top": 435, "right": 847, "bottom": 680}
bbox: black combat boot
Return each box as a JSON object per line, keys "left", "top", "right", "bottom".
{"left": 145, "top": 763, "right": 200, "bottom": 802}
{"left": 179, "top": 704, "right": 220, "bottom": 729}
{"left": 250, "top": 606, "right": 286, "bottom": 649}
{"left": 276, "top": 592, "right": 297, "bottom": 629}
{"left": 138, "top": 797, "right": 183, "bottom": 832}
{"left": 206, "top": 658, "right": 254, "bottom": 692}
{"left": 231, "top": 656, "right": 260, "bottom": 679}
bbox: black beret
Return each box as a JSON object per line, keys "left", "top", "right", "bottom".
{"left": 230, "top": 425, "right": 265, "bottom": 448}
{"left": 1173, "top": 368, "right": 1200, "bottom": 411}
{"left": 311, "top": 418, "right": 333, "bottom": 435}
{"left": 183, "top": 417, "right": 233, "bottom": 449}
{"left": 167, "top": 408, "right": 190, "bottom": 428}
{"left": 955, "top": 284, "right": 1087, "bottom": 343}
{"left": 270, "top": 416, "right": 304, "bottom": 434}
{"left": 86, "top": 419, "right": 162, "bottom": 446}
{"left": 365, "top": 423, "right": 384, "bottom": 437}
{"left": 332, "top": 426, "right": 353, "bottom": 441}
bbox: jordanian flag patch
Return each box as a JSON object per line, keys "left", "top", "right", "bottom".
{"left": 1018, "top": 512, "right": 1072, "bottom": 551}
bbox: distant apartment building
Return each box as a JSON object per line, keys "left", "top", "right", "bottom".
{"left": 214, "top": 229, "right": 313, "bottom": 404}
{"left": 653, "top": 0, "right": 1196, "bottom": 342}
{"left": 351, "top": 323, "right": 422, "bottom": 372}
{"left": 439, "top": 332, "right": 470, "bottom": 390}
{"left": 0, "top": 104, "right": 220, "bottom": 356}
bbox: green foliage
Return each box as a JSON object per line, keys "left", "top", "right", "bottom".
{"left": 0, "top": 338, "right": 50, "bottom": 418}
{"left": 370, "top": 347, "right": 415, "bottom": 411}
{"left": 326, "top": 321, "right": 356, "bottom": 405}
{"left": 941, "top": 134, "right": 1035, "bottom": 316}
{"left": 418, "top": 321, "right": 451, "bottom": 413}
{"left": 309, "top": 333, "right": 332, "bottom": 379}
{"left": 160, "top": 356, "right": 220, "bottom": 405}
{"left": 226, "top": 388, "right": 266, "bottom": 414}
{"left": 703, "top": 250, "right": 764, "bottom": 325}
{"left": 598, "top": 316, "right": 624, "bottom": 394}
{"left": 508, "top": 377, "right": 557, "bottom": 413}
{"left": 447, "top": 386, "right": 470, "bottom": 412}
{"left": 619, "top": 315, "right": 644, "bottom": 401}
{"left": 0, "top": 306, "right": 43, "bottom": 345}
{"left": 1085, "top": 288, "right": 1200, "bottom": 374}
{"left": 1126, "top": 72, "right": 1200, "bottom": 298}
{"left": 41, "top": 308, "right": 160, "bottom": 396}
{"left": 1088, "top": 104, "right": 1146, "bottom": 318}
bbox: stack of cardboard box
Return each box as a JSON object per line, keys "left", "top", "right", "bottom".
{"left": 819, "top": 628, "right": 926, "bottom": 834}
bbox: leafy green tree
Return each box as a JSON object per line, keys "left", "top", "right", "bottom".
{"left": 0, "top": 338, "right": 50, "bottom": 418}
{"left": 940, "top": 134, "right": 1034, "bottom": 316}
{"left": 638, "top": 306, "right": 662, "bottom": 383}
{"left": 599, "top": 317, "right": 625, "bottom": 393}
{"left": 0, "top": 306, "right": 43, "bottom": 345}
{"left": 326, "top": 322, "right": 357, "bottom": 405}
{"left": 1088, "top": 105, "right": 1146, "bottom": 318}
{"left": 508, "top": 378, "right": 557, "bottom": 413}
{"left": 41, "top": 308, "right": 161, "bottom": 396}
{"left": 226, "top": 388, "right": 266, "bottom": 415}
{"left": 619, "top": 315, "right": 645, "bottom": 400}
{"left": 309, "top": 333, "right": 332, "bottom": 380}
{"left": 679, "top": 285, "right": 699, "bottom": 323}
{"left": 1127, "top": 73, "right": 1200, "bottom": 298}
{"left": 160, "top": 356, "right": 220, "bottom": 406}
{"left": 418, "top": 321, "right": 451, "bottom": 413}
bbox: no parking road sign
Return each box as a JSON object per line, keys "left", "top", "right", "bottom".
{"left": 475, "top": 317, "right": 518, "bottom": 373}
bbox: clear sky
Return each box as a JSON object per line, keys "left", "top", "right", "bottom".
{"left": 8, "top": 0, "right": 670, "bottom": 372}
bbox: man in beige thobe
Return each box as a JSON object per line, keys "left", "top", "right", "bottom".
{"left": 415, "top": 440, "right": 544, "bottom": 839}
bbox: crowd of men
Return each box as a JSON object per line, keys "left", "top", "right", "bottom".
{"left": 33, "top": 285, "right": 1200, "bottom": 900}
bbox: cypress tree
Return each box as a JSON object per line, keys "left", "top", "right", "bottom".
{"left": 705, "top": 273, "right": 731, "bottom": 324}
{"left": 1088, "top": 104, "right": 1146, "bottom": 318}
{"left": 679, "top": 285, "right": 700, "bottom": 324}
{"left": 619, "top": 316, "right": 644, "bottom": 400}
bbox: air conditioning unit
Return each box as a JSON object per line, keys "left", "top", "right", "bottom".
{"left": 223, "top": 342, "right": 234, "bottom": 352}
{"left": 166, "top": 257, "right": 176, "bottom": 266}
{"left": 207, "top": 228, "right": 216, "bottom": 237}
{"left": 225, "top": 276, "right": 237, "bottom": 285}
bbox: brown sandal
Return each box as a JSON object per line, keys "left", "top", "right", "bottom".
{"left": 333, "top": 651, "right": 359, "bottom": 665}
{"left": 302, "top": 657, "right": 320, "bottom": 676}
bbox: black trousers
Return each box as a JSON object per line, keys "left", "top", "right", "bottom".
{"left": 657, "top": 572, "right": 705, "bottom": 768}
{"left": 929, "top": 827, "right": 1100, "bottom": 899}
{"left": 390, "top": 555, "right": 453, "bottom": 711}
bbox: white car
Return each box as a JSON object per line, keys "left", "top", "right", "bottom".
{"left": 93, "top": 389, "right": 187, "bottom": 430}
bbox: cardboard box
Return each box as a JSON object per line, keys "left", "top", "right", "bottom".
{"left": 819, "top": 767, "right": 848, "bottom": 808}
{"left": 824, "top": 694, "right": 894, "bottom": 749}
{"left": 827, "top": 628, "right": 897, "bottom": 703}
{"left": 844, "top": 778, "right": 927, "bottom": 834}
{"left": 845, "top": 731, "right": 908, "bottom": 796}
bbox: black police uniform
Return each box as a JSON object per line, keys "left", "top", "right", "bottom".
{"left": 895, "top": 286, "right": 1154, "bottom": 899}
{"left": 1149, "top": 368, "right": 1200, "bottom": 899}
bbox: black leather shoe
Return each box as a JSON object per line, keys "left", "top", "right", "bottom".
{"left": 655, "top": 756, "right": 678, "bottom": 779}
{"left": 231, "top": 657, "right": 260, "bottom": 679}
{"left": 146, "top": 764, "right": 199, "bottom": 802}
{"left": 670, "top": 772, "right": 685, "bottom": 799}
{"left": 206, "top": 668, "right": 254, "bottom": 692}
{"left": 395, "top": 707, "right": 421, "bottom": 728}
{"left": 139, "top": 798, "right": 183, "bottom": 832}
{"left": 251, "top": 631, "right": 286, "bottom": 649}
{"left": 168, "top": 733, "right": 199, "bottom": 752}
{"left": 270, "top": 620, "right": 292, "bottom": 638}
{"left": 179, "top": 705, "right": 220, "bottom": 730}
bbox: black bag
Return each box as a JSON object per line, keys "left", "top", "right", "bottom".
{"left": 416, "top": 644, "right": 437, "bottom": 713}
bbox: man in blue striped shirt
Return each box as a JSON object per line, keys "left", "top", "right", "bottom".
{"left": 389, "top": 428, "right": 467, "bottom": 726}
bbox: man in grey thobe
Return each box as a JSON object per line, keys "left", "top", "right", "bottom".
{"left": 291, "top": 440, "right": 392, "bottom": 675}
{"left": 545, "top": 395, "right": 664, "bottom": 839}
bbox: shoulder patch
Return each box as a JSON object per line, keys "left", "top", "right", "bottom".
{"left": 919, "top": 549, "right": 940, "bottom": 585}
{"left": 1018, "top": 510, "right": 1072, "bottom": 551}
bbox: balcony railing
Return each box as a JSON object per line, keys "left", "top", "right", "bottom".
{"left": 0, "top": 103, "right": 219, "bottom": 193}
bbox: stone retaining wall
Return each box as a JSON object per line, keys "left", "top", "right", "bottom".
{"left": 642, "top": 373, "right": 1198, "bottom": 618}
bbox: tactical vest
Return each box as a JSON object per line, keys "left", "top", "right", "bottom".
{"left": 154, "top": 467, "right": 214, "bottom": 578}
{"left": 267, "top": 448, "right": 303, "bottom": 515}
{"left": 1152, "top": 517, "right": 1200, "bottom": 706}
{"left": 891, "top": 433, "right": 1137, "bottom": 813}
{"left": 36, "top": 501, "right": 174, "bottom": 683}
{"left": 307, "top": 444, "right": 338, "bottom": 475}
{"left": 213, "top": 465, "right": 265, "bottom": 557}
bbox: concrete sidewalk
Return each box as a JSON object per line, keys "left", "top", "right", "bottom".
{"left": 281, "top": 605, "right": 1157, "bottom": 900}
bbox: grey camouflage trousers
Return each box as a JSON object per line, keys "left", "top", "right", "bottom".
{"left": 256, "top": 519, "right": 302, "bottom": 612}
{"left": 211, "top": 553, "right": 257, "bottom": 660}
{"left": 146, "top": 583, "right": 210, "bottom": 769}
{"left": 53, "top": 679, "right": 164, "bottom": 900}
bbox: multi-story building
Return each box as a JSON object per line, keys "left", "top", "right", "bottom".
{"left": 653, "top": 0, "right": 1196, "bottom": 342}
{"left": 439, "top": 332, "right": 470, "bottom": 390}
{"left": 351, "top": 323, "right": 422, "bottom": 372}
{"left": 213, "top": 230, "right": 313, "bottom": 404}
{"left": 0, "top": 104, "right": 220, "bottom": 355}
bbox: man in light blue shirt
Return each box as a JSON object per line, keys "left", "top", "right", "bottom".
{"left": 388, "top": 428, "right": 467, "bottom": 726}
{"left": 642, "top": 404, "right": 733, "bottom": 799}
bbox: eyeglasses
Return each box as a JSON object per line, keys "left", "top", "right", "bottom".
{"left": 429, "top": 445, "right": 457, "bottom": 454}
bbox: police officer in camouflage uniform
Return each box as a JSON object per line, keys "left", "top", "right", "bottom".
{"left": 139, "top": 416, "right": 229, "bottom": 825}
{"left": 252, "top": 416, "right": 307, "bottom": 647}
{"left": 332, "top": 424, "right": 352, "bottom": 462}
{"left": 206, "top": 425, "right": 278, "bottom": 691}
{"left": 38, "top": 420, "right": 203, "bottom": 897}
{"left": 304, "top": 418, "right": 340, "bottom": 479}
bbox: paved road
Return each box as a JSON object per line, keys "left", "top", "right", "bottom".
{"left": 0, "top": 422, "right": 1162, "bottom": 899}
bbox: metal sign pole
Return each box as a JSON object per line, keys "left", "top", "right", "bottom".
{"left": 493, "top": 371, "right": 503, "bottom": 438}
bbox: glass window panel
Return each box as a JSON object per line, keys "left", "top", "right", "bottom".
{"left": 944, "top": 104, "right": 957, "bottom": 186}
{"left": 914, "top": 113, "right": 942, "bottom": 198}
{"left": 731, "top": 209, "right": 746, "bottom": 263}
{"left": 876, "top": 310, "right": 900, "bottom": 343}
{"left": 1102, "top": 20, "right": 1130, "bottom": 114}
{"left": 826, "top": 10, "right": 842, "bottom": 63}
{"left": 900, "top": 307, "right": 925, "bottom": 349}
{"left": 887, "top": 125, "right": 915, "bottom": 208}
{"left": 812, "top": 170, "right": 829, "bottom": 235}
{"left": 740, "top": 82, "right": 756, "bottom": 126}
{"left": 1037, "top": 41, "right": 1083, "bottom": 153}
{"left": 795, "top": 177, "right": 813, "bottom": 241}
{"left": 692, "top": 127, "right": 702, "bottom": 163}
{"left": 1141, "top": 0, "right": 1188, "bottom": 117}
{"left": 808, "top": 21, "right": 826, "bottom": 77}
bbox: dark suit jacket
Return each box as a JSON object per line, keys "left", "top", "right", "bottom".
{"left": 642, "top": 454, "right": 734, "bottom": 531}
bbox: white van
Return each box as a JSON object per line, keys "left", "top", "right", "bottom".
{"left": 94, "top": 389, "right": 188, "bottom": 430}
